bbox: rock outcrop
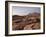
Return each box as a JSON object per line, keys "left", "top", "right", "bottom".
{"left": 12, "top": 13, "right": 40, "bottom": 30}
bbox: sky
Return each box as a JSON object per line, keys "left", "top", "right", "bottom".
{"left": 12, "top": 6, "right": 40, "bottom": 16}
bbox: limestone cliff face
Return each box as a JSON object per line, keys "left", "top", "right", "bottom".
{"left": 12, "top": 13, "right": 40, "bottom": 30}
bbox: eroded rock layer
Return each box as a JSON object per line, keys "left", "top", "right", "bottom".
{"left": 12, "top": 13, "right": 40, "bottom": 30}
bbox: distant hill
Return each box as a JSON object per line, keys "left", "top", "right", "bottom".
{"left": 12, "top": 12, "right": 40, "bottom": 20}
{"left": 27, "top": 12, "right": 40, "bottom": 16}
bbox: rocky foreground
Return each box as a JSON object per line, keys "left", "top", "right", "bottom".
{"left": 12, "top": 13, "right": 40, "bottom": 30}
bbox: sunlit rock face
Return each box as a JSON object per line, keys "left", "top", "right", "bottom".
{"left": 12, "top": 13, "right": 40, "bottom": 30}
